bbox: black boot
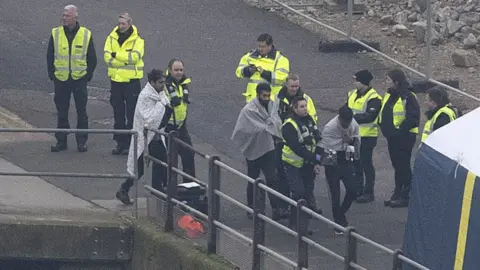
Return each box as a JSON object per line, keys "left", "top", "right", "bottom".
{"left": 384, "top": 192, "right": 400, "bottom": 206}
{"left": 77, "top": 144, "right": 88, "bottom": 152}
{"left": 390, "top": 197, "right": 409, "bottom": 208}
{"left": 357, "top": 193, "right": 375, "bottom": 203}
{"left": 112, "top": 144, "right": 129, "bottom": 155}
{"left": 51, "top": 142, "right": 67, "bottom": 152}
{"left": 272, "top": 208, "right": 290, "bottom": 221}
{"left": 116, "top": 188, "right": 132, "bottom": 205}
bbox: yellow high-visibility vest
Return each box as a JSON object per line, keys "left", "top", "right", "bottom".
{"left": 282, "top": 118, "right": 317, "bottom": 168}
{"left": 104, "top": 25, "right": 145, "bottom": 82}
{"left": 378, "top": 92, "right": 419, "bottom": 134}
{"left": 274, "top": 93, "right": 318, "bottom": 124}
{"left": 52, "top": 26, "right": 91, "bottom": 81}
{"left": 166, "top": 77, "right": 192, "bottom": 129}
{"left": 235, "top": 50, "right": 290, "bottom": 103}
{"left": 347, "top": 88, "right": 382, "bottom": 137}
{"left": 421, "top": 105, "right": 456, "bottom": 142}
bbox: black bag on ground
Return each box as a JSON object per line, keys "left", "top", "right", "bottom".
{"left": 175, "top": 182, "right": 208, "bottom": 215}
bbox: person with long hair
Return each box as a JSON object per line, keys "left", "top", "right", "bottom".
{"left": 378, "top": 69, "right": 420, "bottom": 208}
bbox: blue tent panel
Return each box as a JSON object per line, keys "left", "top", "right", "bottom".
{"left": 403, "top": 143, "right": 468, "bottom": 270}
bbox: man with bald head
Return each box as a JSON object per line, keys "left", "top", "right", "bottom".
{"left": 47, "top": 5, "right": 97, "bottom": 153}
{"left": 104, "top": 12, "right": 145, "bottom": 155}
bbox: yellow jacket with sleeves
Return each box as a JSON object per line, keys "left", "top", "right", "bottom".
{"left": 104, "top": 25, "right": 144, "bottom": 82}
{"left": 235, "top": 47, "right": 290, "bottom": 102}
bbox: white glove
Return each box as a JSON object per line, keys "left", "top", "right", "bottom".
{"left": 346, "top": 145, "right": 355, "bottom": 153}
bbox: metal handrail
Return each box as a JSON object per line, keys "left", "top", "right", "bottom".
{"left": 143, "top": 127, "right": 430, "bottom": 270}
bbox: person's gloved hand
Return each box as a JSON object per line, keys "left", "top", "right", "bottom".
{"left": 111, "top": 52, "right": 116, "bottom": 58}
{"left": 170, "top": 96, "right": 182, "bottom": 107}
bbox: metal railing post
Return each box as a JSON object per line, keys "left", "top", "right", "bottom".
{"left": 425, "top": 0, "right": 433, "bottom": 80}
{"left": 344, "top": 226, "right": 357, "bottom": 270}
{"left": 347, "top": 0, "right": 353, "bottom": 39}
{"left": 165, "top": 131, "right": 179, "bottom": 232}
{"left": 132, "top": 132, "right": 139, "bottom": 219}
{"left": 207, "top": 156, "right": 221, "bottom": 254}
{"left": 252, "top": 178, "right": 266, "bottom": 270}
{"left": 296, "top": 199, "right": 309, "bottom": 269}
{"left": 392, "top": 249, "right": 403, "bottom": 270}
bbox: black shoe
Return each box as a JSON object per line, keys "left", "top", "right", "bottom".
{"left": 116, "top": 189, "right": 133, "bottom": 205}
{"left": 390, "top": 198, "right": 409, "bottom": 208}
{"left": 112, "top": 145, "right": 128, "bottom": 155}
{"left": 51, "top": 143, "right": 67, "bottom": 152}
{"left": 384, "top": 192, "right": 400, "bottom": 206}
{"left": 334, "top": 228, "right": 344, "bottom": 235}
{"left": 357, "top": 194, "right": 375, "bottom": 204}
{"left": 77, "top": 144, "right": 87, "bottom": 152}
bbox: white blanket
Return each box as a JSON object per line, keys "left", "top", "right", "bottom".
{"left": 127, "top": 82, "right": 170, "bottom": 175}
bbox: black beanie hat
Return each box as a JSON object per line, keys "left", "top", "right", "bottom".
{"left": 354, "top": 70, "right": 373, "bottom": 86}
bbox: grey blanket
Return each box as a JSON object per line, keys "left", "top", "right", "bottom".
{"left": 231, "top": 98, "right": 282, "bottom": 161}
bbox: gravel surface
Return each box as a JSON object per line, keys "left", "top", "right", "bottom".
{"left": 245, "top": 0, "right": 480, "bottom": 112}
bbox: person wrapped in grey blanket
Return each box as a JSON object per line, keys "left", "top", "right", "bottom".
{"left": 231, "top": 83, "right": 290, "bottom": 220}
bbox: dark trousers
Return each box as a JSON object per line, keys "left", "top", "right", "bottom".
{"left": 246, "top": 150, "right": 284, "bottom": 211}
{"left": 165, "top": 123, "right": 196, "bottom": 183}
{"left": 53, "top": 78, "right": 88, "bottom": 145}
{"left": 387, "top": 133, "right": 416, "bottom": 199}
{"left": 325, "top": 155, "right": 356, "bottom": 226}
{"left": 110, "top": 79, "right": 141, "bottom": 147}
{"left": 284, "top": 163, "right": 316, "bottom": 225}
{"left": 121, "top": 139, "right": 167, "bottom": 192}
{"left": 354, "top": 137, "right": 377, "bottom": 195}
{"left": 274, "top": 142, "right": 291, "bottom": 209}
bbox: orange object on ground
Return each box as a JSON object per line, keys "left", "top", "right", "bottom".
{"left": 177, "top": 215, "right": 204, "bottom": 238}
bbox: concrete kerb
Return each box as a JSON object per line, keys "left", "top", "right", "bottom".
{"left": 128, "top": 217, "right": 238, "bottom": 270}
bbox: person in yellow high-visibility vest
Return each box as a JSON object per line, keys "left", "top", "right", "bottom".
{"left": 47, "top": 5, "right": 97, "bottom": 153}
{"left": 421, "top": 86, "right": 458, "bottom": 143}
{"left": 236, "top": 33, "right": 290, "bottom": 103}
{"left": 163, "top": 59, "right": 196, "bottom": 183}
{"left": 378, "top": 69, "right": 420, "bottom": 208}
{"left": 345, "top": 70, "right": 382, "bottom": 204}
{"left": 104, "top": 12, "right": 145, "bottom": 155}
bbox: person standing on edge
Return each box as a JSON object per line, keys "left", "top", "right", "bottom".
{"left": 273, "top": 74, "right": 318, "bottom": 219}
{"left": 378, "top": 69, "right": 420, "bottom": 208}
{"left": 281, "top": 96, "right": 322, "bottom": 231}
{"left": 236, "top": 33, "right": 290, "bottom": 103}
{"left": 345, "top": 70, "right": 382, "bottom": 203}
{"left": 164, "top": 59, "right": 196, "bottom": 183}
{"left": 231, "top": 83, "right": 287, "bottom": 220}
{"left": 116, "top": 69, "right": 171, "bottom": 204}
{"left": 104, "top": 12, "right": 145, "bottom": 155}
{"left": 47, "top": 5, "right": 97, "bottom": 152}
{"left": 421, "top": 86, "right": 458, "bottom": 143}
{"left": 319, "top": 106, "right": 360, "bottom": 235}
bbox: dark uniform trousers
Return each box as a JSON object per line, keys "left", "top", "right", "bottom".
{"left": 54, "top": 77, "right": 89, "bottom": 145}
{"left": 246, "top": 150, "right": 284, "bottom": 211}
{"left": 354, "top": 137, "right": 377, "bottom": 195}
{"left": 165, "top": 123, "right": 196, "bottom": 183}
{"left": 387, "top": 133, "right": 416, "bottom": 199}
{"left": 274, "top": 142, "right": 291, "bottom": 209}
{"left": 284, "top": 163, "right": 316, "bottom": 226}
{"left": 121, "top": 139, "right": 167, "bottom": 192}
{"left": 110, "top": 79, "right": 141, "bottom": 148}
{"left": 325, "top": 153, "right": 357, "bottom": 226}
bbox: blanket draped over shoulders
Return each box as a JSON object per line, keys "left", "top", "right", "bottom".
{"left": 231, "top": 98, "right": 282, "bottom": 161}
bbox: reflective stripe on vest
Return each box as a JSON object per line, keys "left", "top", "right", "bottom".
{"left": 52, "top": 26, "right": 91, "bottom": 81}
{"left": 347, "top": 88, "right": 381, "bottom": 137}
{"left": 166, "top": 79, "right": 191, "bottom": 128}
{"left": 378, "top": 92, "right": 419, "bottom": 134}
{"left": 281, "top": 118, "right": 316, "bottom": 168}
{"left": 242, "top": 51, "right": 288, "bottom": 102}
{"left": 421, "top": 106, "right": 457, "bottom": 142}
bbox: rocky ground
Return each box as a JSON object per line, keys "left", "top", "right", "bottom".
{"left": 246, "top": 0, "right": 480, "bottom": 111}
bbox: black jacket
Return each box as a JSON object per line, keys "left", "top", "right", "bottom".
{"left": 281, "top": 115, "right": 322, "bottom": 164}
{"left": 46, "top": 22, "right": 97, "bottom": 82}
{"left": 379, "top": 87, "right": 420, "bottom": 138}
